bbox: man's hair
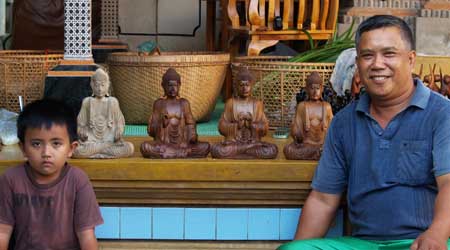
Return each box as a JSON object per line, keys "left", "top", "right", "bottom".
{"left": 17, "top": 99, "right": 78, "bottom": 143}
{"left": 355, "top": 15, "right": 415, "bottom": 50}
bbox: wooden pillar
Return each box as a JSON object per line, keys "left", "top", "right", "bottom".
{"left": 206, "top": 0, "right": 216, "bottom": 51}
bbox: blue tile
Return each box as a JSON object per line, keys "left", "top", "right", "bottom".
{"left": 326, "top": 209, "right": 344, "bottom": 238}
{"left": 185, "top": 208, "right": 216, "bottom": 240}
{"left": 96, "top": 207, "right": 120, "bottom": 239}
{"left": 280, "top": 208, "right": 301, "bottom": 240}
{"left": 120, "top": 208, "right": 152, "bottom": 239}
{"left": 153, "top": 208, "right": 184, "bottom": 239}
{"left": 217, "top": 208, "right": 248, "bottom": 240}
{"left": 248, "top": 208, "right": 280, "bottom": 240}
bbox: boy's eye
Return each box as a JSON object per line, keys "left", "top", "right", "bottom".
{"left": 31, "top": 142, "right": 41, "bottom": 147}
{"left": 52, "top": 141, "right": 63, "bottom": 147}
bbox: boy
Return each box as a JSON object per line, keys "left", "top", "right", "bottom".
{"left": 0, "top": 99, "right": 104, "bottom": 250}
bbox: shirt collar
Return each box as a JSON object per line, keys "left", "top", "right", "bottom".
{"left": 356, "top": 78, "right": 430, "bottom": 115}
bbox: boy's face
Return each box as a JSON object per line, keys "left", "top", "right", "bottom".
{"left": 19, "top": 124, "right": 77, "bottom": 184}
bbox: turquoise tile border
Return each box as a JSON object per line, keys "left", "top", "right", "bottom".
{"left": 96, "top": 207, "right": 120, "bottom": 239}
{"left": 120, "top": 208, "right": 152, "bottom": 239}
{"left": 248, "top": 209, "right": 280, "bottom": 240}
{"left": 217, "top": 208, "right": 248, "bottom": 240}
{"left": 152, "top": 208, "right": 184, "bottom": 239}
{"left": 185, "top": 208, "right": 216, "bottom": 240}
{"left": 96, "top": 206, "right": 344, "bottom": 240}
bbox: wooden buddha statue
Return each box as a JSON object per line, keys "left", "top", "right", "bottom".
{"left": 211, "top": 68, "right": 278, "bottom": 159}
{"left": 73, "top": 68, "right": 134, "bottom": 159}
{"left": 284, "top": 72, "right": 333, "bottom": 160}
{"left": 140, "top": 68, "right": 210, "bottom": 158}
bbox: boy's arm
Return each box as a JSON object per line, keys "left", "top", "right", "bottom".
{"left": 77, "top": 229, "right": 98, "bottom": 250}
{"left": 0, "top": 224, "right": 12, "bottom": 250}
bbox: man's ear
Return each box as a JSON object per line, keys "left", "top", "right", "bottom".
{"left": 409, "top": 50, "right": 417, "bottom": 68}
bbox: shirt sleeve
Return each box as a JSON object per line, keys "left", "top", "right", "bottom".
{"left": 311, "top": 116, "right": 348, "bottom": 194}
{"left": 0, "top": 174, "right": 15, "bottom": 226}
{"left": 73, "top": 171, "right": 104, "bottom": 232}
{"left": 432, "top": 104, "right": 450, "bottom": 177}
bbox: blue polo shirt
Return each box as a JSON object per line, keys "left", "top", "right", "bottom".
{"left": 312, "top": 79, "right": 450, "bottom": 240}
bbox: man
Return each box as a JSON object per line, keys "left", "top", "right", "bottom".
{"left": 278, "top": 15, "right": 450, "bottom": 250}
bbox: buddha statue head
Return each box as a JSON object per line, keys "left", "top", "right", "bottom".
{"left": 91, "top": 68, "right": 110, "bottom": 98}
{"left": 162, "top": 68, "right": 181, "bottom": 98}
{"left": 305, "top": 72, "right": 324, "bottom": 101}
{"left": 236, "top": 68, "right": 255, "bottom": 98}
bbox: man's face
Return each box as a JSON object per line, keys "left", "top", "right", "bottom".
{"left": 356, "top": 26, "right": 416, "bottom": 101}
{"left": 238, "top": 80, "right": 252, "bottom": 98}
{"left": 20, "top": 125, "right": 77, "bottom": 184}
{"left": 164, "top": 80, "right": 180, "bottom": 98}
{"left": 92, "top": 73, "right": 110, "bottom": 97}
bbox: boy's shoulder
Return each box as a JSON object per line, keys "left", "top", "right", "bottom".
{"left": 2, "top": 163, "right": 27, "bottom": 179}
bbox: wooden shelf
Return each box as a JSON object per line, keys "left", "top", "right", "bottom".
{"left": 0, "top": 136, "right": 317, "bottom": 207}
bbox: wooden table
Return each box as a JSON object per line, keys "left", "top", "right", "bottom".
{"left": 0, "top": 136, "right": 317, "bottom": 206}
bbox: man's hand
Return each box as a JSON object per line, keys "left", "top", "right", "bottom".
{"left": 0, "top": 224, "right": 12, "bottom": 250}
{"left": 410, "top": 229, "right": 448, "bottom": 250}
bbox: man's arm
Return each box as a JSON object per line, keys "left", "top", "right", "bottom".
{"left": 0, "top": 224, "right": 12, "bottom": 250}
{"left": 410, "top": 173, "right": 450, "bottom": 250}
{"left": 294, "top": 190, "right": 342, "bottom": 240}
{"left": 77, "top": 229, "right": 98, "bottom": 250}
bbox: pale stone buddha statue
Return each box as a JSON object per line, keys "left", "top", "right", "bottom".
{"left": 73, "top": 68, "right": 134, "bottom": 159}
{"left": 140, "top": 68, "right": 210, "bottom": 158}
{"left": 284, "top": 72, "right": 333, "bottom": 160}
{"left": 211, "top": 68, "right": 278, "bottom": 159}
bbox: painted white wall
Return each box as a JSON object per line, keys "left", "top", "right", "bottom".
{"left": 0, "top": 0, "right": 5, "bottom": 36}
{"left": 118, "top": 0, "right": 207, "bottom": 51}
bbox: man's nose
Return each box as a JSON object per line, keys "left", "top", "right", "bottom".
{"left": 372, "top": 54, "right": 385, "bottom": 69}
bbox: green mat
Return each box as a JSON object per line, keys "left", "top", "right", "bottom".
{"left": 124, "top": 101, "right": 224, "bottom": 136}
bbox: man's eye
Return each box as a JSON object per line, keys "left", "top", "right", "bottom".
{"left": 385, "top": 51, "right": 396, "bottom": 57}
{"left": 361, "top": 54, "right": 373, "bottom": 59}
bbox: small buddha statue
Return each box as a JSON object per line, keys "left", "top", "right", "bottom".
{"left": 140, "top": 68, "right": 210, "bottom": 158}
{"left": 73, "top": 68, "right": 134, "bottom": 159}
{"left": 283, "top": 72, "right": 333, "bottom": 160}
{"left": 211, "top": 68, "right": 278, "bottom": 159}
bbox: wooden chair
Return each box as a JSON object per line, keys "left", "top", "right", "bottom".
{"left": 227, "top": 0, "right": 339, "bottom": 56}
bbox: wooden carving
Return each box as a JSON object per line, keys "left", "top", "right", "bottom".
{"left": 140, "top": 68, "right": 210, "bottom": 158}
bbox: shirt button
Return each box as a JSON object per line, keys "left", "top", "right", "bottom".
{"left": 378, "top": 132, "right": 382, "bottom": 136}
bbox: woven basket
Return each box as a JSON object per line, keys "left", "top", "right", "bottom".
{"left": 107, "top": 52, "right": 230, "bottom": 124}
{"left": 232, "top": 56, "right": 335, "bottom": 129}
{"left": 0, "top": 50, "right": 63, "bottom": 112}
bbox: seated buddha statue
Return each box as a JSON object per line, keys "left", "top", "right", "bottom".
{"left": 73, "top": 68, "right": 134, "bottom": 158}
{"left": 211, "top": 68, "right": 278, "bottom": 159}
{"left": 284, "top": 72, "right": 333, "bottom": 160}
{"left": 140, "top": 68, "right": 210, "bottom": 158}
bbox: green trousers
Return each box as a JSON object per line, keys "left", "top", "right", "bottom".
{"left": 277, "top": 237, "right": 450, "bottom": 250}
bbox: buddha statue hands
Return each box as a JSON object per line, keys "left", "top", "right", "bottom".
{"left": 211, "top": 68, "right": 278, "bottom": 159}
{"left": 140, "top": 68, "right": 210, "bottom": 159}
{"left": 284, "top": 72, "right": 333, "bottom": 160}
{"left": 73, "top": 68, "right": 134, "bottom": 159}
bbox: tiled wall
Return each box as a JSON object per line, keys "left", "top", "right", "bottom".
{"left": 96, "top": 207, "right": 344, "bottom": 240}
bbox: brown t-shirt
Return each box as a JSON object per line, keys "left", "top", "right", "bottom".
{"left": 0, "top": 163, "right": 104, "bottom": 250}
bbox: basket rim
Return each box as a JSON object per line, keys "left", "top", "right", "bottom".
{"left": 108, "top": 51, "right": 230, "bottom": 65}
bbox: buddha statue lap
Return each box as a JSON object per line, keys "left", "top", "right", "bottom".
{"left": 211, "top": 68, "right": 278, "bottom": 159}
{"left": 284, "top": 72, "right": 333, "bottom": 160}
{"left": 140, "top": 68, "right": 210, "bottom": 159}
{"left": 73, "top": 68, "right": 134, "bottom": 159}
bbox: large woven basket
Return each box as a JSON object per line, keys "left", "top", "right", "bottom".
{"left": 232, "top": 56, "right": 335, "bottom": 129}
{"left": 0, "top": 50, "right": 63, "bottom": 112}
{"left": 107, "top": 52, "right": 230, "bottom": 124}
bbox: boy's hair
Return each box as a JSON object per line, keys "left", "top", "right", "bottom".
{"left": 355, "top": 15, "right": 415, "bottom": 50}
{"left": 17, "top": 99, "right": 78, "bottom": 143}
